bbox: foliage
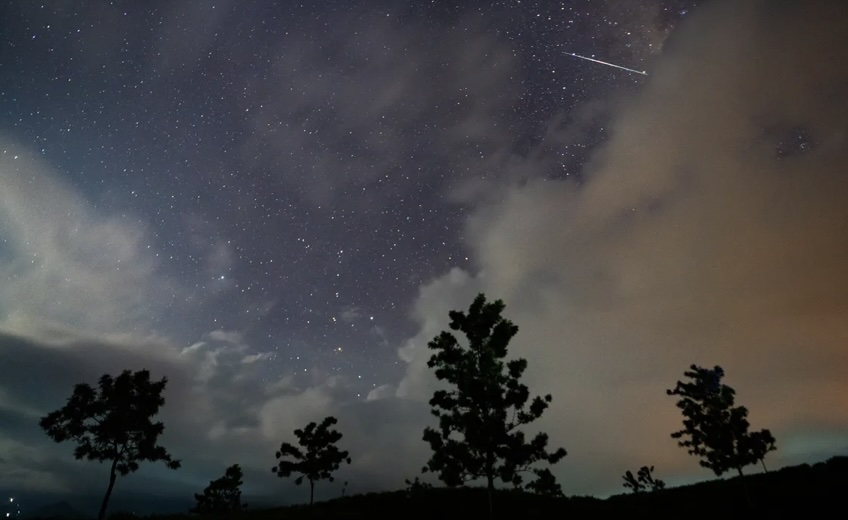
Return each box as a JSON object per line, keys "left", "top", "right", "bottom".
{"left": 404, "top": 476, "right": 433, "bottom": 490}
{"left": 193, "top": 464, "right": 246, "bottom": 514}
{"left": 622, "top": 470, "right": 642, "bottom": 493}
{"left": 404, "top": 476, "right": 433, "bottom": 498}
{"left": 743, "top": 429, "right": 778, "bottom": 472}
{"left": 421, "top": 294, "right": 567, "bottom": 503}
{"left": 39, "top": 369, "right": 180, "bottom": 520}
{"left": 524, "top": 467, "right": 563, "bottom": 497}
{"left": 272, "top": 416, "right": 351, "bottom": 505}
{"left": 667, "top": 364, "right": 777, "bottom": 477}
{"left": 622, "top": 465, "right": 665, "bottom": 493}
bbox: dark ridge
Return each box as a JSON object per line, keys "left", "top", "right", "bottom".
{"left": 136, "top": 455, "right": 848, "bottom": 520}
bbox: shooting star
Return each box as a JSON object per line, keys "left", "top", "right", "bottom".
{"left": 567, "top": 52, "right": 648, "bottom": 76}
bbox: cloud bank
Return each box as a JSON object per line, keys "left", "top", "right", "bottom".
{"left": 395, "top": 0, "right": 848, "bottom": 494}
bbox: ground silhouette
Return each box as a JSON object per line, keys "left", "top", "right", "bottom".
{"left": 88, "top": 455, "right": 843, "bottom": 520}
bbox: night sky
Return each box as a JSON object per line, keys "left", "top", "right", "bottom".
{"left": 2, "top": 0, "right": 848, "bottom": 514}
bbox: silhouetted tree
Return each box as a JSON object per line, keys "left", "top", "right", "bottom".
{"left": 422, "top": 293, "right": 567, "bottom": 518}
{"left": 639, "top": 465, "right": 665, "bottom": 491}
{"left": 272, "top": 416, "right": 351, "bottom": 505}
{"left": 39, "top": 369, "right": 180, "bottom": 520}
{"left": 623, "top": 466, "right": 665, "bottom": 493}
{"left": 404, "top": 476, "right": 433, "bottom": 499}
{"left": 192, "top": 464, "right": 246, "bottom": 514}
{"left": 667, "top": 364, "right": 777, "bottom": 477}
{"left": 745, "top": 429, "right": 778, "bottom": 472}
{"left": 524, "top": 467, "right": 563, "bottom": 497}
{"left": 622, "top": 470, "right": 644, "bottom": 493}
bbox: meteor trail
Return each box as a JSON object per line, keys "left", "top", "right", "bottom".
{"left": 567, "top": 52, "right": 648, "bottom": 76}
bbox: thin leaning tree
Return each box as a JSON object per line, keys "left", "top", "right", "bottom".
{"left": 422, "top": 293, "right": 567, "bottom": 518}
{"left": 39, "top": 369, "right": 181, "bottom": 520}
{"left": 272, "top": 416, "right": 351, "bottom": 505}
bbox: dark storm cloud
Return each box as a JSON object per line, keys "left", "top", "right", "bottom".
{"left": 397, "top": 0, "right": 848, "bottom": 495}
{"left": 0, "top": 329, "right": 181, "bottom": 493}
{"left": 0, "top": 321, "right": 309, "bottom": 502}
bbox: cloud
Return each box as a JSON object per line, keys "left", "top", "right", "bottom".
{"left": 0, "top": 437, "right": 72, "bottom": 492}
{"left": 0, "top": 135, "right": 419, "bottom": 504}
{"left": 0, "top": 322, "right": 305, "bottom": 502}
{"left": 0, "top": 142, "right": 281, "bottom": 499}
{"left": 395, "top": 0, "right": 848, "bottom": 496}
{"left": 4, "top": 0, "right": 847, "bottom": 507}
{"left": 0, "top": 319, "right": 417, "bottom": 504}
{"left": 238, "top": 8, "right": 520, "bottom": 208}
{"left": 0, "top": 141, "right": 176, "bottom": 337}
{"left": 340, "top": 307, "right": 362, "bottom": 324}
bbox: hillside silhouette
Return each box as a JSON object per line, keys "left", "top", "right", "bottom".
{"left": 103, "top": 455, "right": 846, "bottom": 520}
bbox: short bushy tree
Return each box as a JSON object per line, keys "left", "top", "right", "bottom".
{"left": 667, "top": 364, "right": 777, "bottom": 476}
{"left": 272, "top": 416, "right": 351, "bottom": 505}
{"left": 622, "top": 470, "right": 643, "bottom": 493}
{"left": 39, "top": 369, "right": 180, "bottom": 520}
{"left": 422, "top": 294, "right": 567, "bottom": 517}
{"left": 193, "top": 464, "right": 246, "bottom": 514}
{"left": 622, "top": 465, "right": 665, "bottom": 493}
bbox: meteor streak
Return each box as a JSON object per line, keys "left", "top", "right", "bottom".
{"left": 567, "top": 52, "right": 648, "bottom": 76}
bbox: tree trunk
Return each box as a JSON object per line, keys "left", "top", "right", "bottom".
{"left": 760, "top": 458, "right": 768, "bottom": 473}
{"left": 309, "top": 479, "right": 314, "bottom": 506}
{"left": 484, "top": 442, "right": 495, "bottom": 520}
{"left": 98, "top": 459, "right": 119, "bottom": 520}
{"left": 486, "top": 473, "right": 494, "bottom": 520}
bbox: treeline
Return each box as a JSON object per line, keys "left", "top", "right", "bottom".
{"left": 38, "top": 294, "right": 780, "bottom": 520}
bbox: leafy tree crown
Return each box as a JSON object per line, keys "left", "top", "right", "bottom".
{"left": 39, "top": 369, "right": 180, "bottom": 476}
{"left": 272, "top": 416, "right": 351, "bottom": 491}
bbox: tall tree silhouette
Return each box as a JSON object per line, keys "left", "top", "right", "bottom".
{"left": 422, "top": 293, "right": 567, "bottom": 518}
{"left": 192, "top": 464, "right": 246, "bottom": 514}
{"left": 39, "top": 369, "right": 180, "bottom": 520}
{"left": 667, "top": 364, "right": 777, "bottom": 476}
{"left": 272, "top": 416, "right": 351, "bottom": 505}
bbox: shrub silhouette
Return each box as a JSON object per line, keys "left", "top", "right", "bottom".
{"left": 404, "top": 476, "right": 433, "bottom": 499}
{"left": 623, "top": 465, "right": 665, "bottom": 493}
{"left": 272, "top": 416, "right": 351, "bottom": 505}
{"left": 39, "top": 369, "right": 180, "bottom": 520}
{"left": 192, "top": 463, "right": 246, "bottom": 514}
{"left": 422, "top": 293, "right": 567, "bottom": 518}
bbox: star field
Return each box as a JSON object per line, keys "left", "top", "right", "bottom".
{"left": 40, "top": 1, "right": 848, "bottom": 512}
{"left": 1, "top": 1, "right": 692, "bottom": 398}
